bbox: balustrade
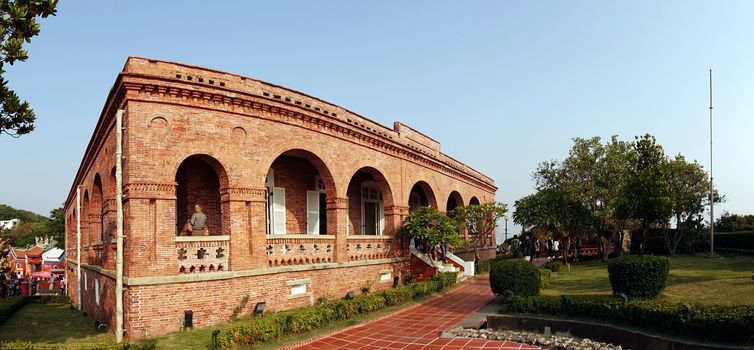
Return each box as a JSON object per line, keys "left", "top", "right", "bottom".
{"left": 176, "top": 235, "right": 229, "bottom": 273}
{"left": 266, "top": 235, "right": 335, "bottom": 267}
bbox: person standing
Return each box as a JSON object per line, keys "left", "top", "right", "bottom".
{"left": 553, "top": 238, "right": 560, "bottom": 259}
{"left": 521, "top": 235, "right": 532, "bottom": 261}
{"left": 533, "top": 238, "right": 540, "bottom": 261}
{"left": 189, "top": 204, "right": 208, "bottom": 236}
{"left": 546, "top": 236, "right": 554, "bottom": 259}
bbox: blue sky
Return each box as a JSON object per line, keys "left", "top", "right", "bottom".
{"left": 1, "top": 1, "right": 752, "bottom": 240}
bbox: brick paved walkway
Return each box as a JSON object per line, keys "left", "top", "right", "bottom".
{"left": 289, "top": 277, "right": 538, "bottom": 350}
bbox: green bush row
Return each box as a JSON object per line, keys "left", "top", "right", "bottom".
{"left": 542, "top": 260, "right": 564, "bottom": 272}
{"left": 0, "top": 340, "right": 150, "bottom": 350}
{"left": 30, "top": 295, "right": 70, "bottom": 304}
{"left": 607, "top": 255, "right": 669, "bottom": 298}
{"left": 539, "top": 268, "right": 551, "bottom": 288}
{"left": 489, "top": 259, "right": 539, "bottom": 297}
{"left": 715, "top": 231, "right": 754, "bottom": 251}
{"left": 475, "top": 254, "right": 516, "bottom": 274}
{"left": 218, "top": 272, "right": 458, "bottom": 348}
{"left": 0, "top": 296, "right": 29, "bottom": 326}
{"left": 502, "top": 295, "right": 754, "bottom": 341}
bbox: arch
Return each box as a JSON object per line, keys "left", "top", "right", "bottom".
{"left": 175, "top": 154, "right": 228, "bottom": 236}
{"left": 446, "top": 190, "right": 464, "bottom": 213}
{"left": 108, "top": 166, "right": 116, "bottom": 198}
{"left": 173, "top": 153, "right": 230, "bottom": 191}
{"left": 408, "top": 181, "right": 437, "bottom": 212}
{"left": 263, "top": 149, "right": 337, "bottom": 235}
{"left": 91, "top": 174, "right": 104, "bottom": 242}
{"left": 346, "top": 166, "right": 395, "bottom": 235}
{"left": 469, "top": 196, "right": 480, "bottom": 206}
{"left": 82, "top": 190, "right": 90, "bottom": 245}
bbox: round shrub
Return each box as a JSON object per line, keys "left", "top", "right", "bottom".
{"left": 489, "top": 259, "right": 540, "bottom": 297}
{"left": 543, "top": 260, "right": 563, "bottom": 272}
{"left": 607, "top": 255, "right": 670, "bottom": 298}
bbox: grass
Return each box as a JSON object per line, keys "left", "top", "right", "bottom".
{"left": 541, "top": 253, "right": 754, "bottom": 304}
{"left": 0, "top": 302, "right": 112, "bottom": 346}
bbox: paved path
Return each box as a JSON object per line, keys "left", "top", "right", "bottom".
{"left": 289, "top": 277, "right": 538, "bottom": 350}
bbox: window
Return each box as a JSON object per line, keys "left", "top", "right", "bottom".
{"left": 361, "top": 182, "right": 384, "bottom": 235}
{"left": 95, "top": 278, "right": 100, "bottom": 305}
{"left": 379, "top": 271, "right": 392, "bottom": 282}
{"left": 287, "top": 279, "right": 311, "bottom": 299}
{"left": 290, "top": 283, "right": 306, "bottom": 296}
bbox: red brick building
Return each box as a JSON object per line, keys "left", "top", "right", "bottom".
{"left": 64, "top": 57, "right": 497, "bottom": 339}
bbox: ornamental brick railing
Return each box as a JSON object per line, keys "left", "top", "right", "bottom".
{"left": 346, "top": 235, "right": 393, "bottom": 261}
{"left": 87, "top": 241, "right": 106, "bottom": 266}
{"left": 265, "top": 235, "right": 335, "bottom": 267}
{"left": 176, "top": 235, "right": 229, "bottom": 274}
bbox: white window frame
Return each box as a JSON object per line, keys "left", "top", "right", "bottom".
{"left": 361, "top": 182, "right": 384, "bottom": 235}
{"left": 94, "top": 278, "right": 100, "bottom": 305}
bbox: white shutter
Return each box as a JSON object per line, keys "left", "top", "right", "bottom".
{"left": 378, "top": 202, "right": 385, "bottom": 235}
{"left": 306, "top": 191, "right": 320, "bottom": 235}
{"left": 272, "top": 187, "right": 286, "bottom": 235}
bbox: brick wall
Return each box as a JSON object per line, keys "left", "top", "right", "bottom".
{"left": 124, "top": 261, "right": 408, "bottom": 338}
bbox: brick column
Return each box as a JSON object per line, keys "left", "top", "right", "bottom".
{"left": 327, "top": 197, "right": 349, "bottom": 262}
{"left": 122, "top": 181, "right": 178, "bottom": 277}
{"left": 385, "top": 205, "right": 409, "bottom": 254}
{"left": 221, "top": 187, "right": 268, "bottom": 270}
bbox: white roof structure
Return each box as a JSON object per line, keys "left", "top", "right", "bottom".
{"left": 42, "top": 247, "right": 64, "bottom": 264}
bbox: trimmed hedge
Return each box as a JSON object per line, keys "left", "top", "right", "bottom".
{"left": 543, "top": 260, "right": 564, "bottom": 272}
{"left": 475, "top": 254, "right": 516, "bottom": 274}
{"left": 716, "top": 231, "right": 754, "bottom": 251}
{"left": 0, "top": 296, "right": 29, "bottom": 326}
{"left": 607, "top": 255, "right": 669, "bottom": 298}
{"left": 218, "top": 272, "right": 459, "bottom": 348}
{"left": 0, "top": 340, "right": 150, "bottom": 349}
{"left": 539, "top": 268, "right": 551, "bottom": 288}
{"left": 490, "top": 259, "right": 539, "bottom": 297}
{"left": 502, "top": 295, "right": 754, "bottom": 342}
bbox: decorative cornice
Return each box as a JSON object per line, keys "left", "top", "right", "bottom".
{"left": 121, "top": 78, "right": 496, "bottom": 193}
{"left": 220, "top": 187, "right": 266, "bottom": 202}
{"left": 123, "top": 181, "right": 177, "bottom": 200}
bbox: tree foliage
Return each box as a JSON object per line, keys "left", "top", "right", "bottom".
{"left": 524, "top": 134, "right": 722, "bottom": 258}
{"left": 0, "top": 0, "right": 58, "bottom": 137}
{"left": 451, "top": 201, "right": 508, "bottom": 260}
{"left": 397, "top": 206, "right": 462, "bottom": 255}
{"left": 0, "top": 204, "right": 63, "bottom": 247}
{"left": 614, "top": 134, "right": 672, "bottom": 255}
{"left": 715, "top": 213, "right": 754, "bottom": 232}
{"left": 664, "top": 154, "right": 720, "bottom": 254}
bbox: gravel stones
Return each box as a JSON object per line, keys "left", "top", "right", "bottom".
{"left": 446, "top": 327, "right": 627, "bottom": 350}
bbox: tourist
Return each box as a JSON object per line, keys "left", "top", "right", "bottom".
{"left": 510, "top": 235, "right": 520, "bottom": 257}
{"left": 521, "top": 235, "right": 532, "bottom": 261}
{"left": 546, "top": 236, "right": 554, "bottom": 259}
{"left": 189, "top": 203, "right": 207, "bottom": 236}
{"left": 533, "top": 238, "right": 540, "bottom": 260}
{"left": 59, "top": 277, "right": 66, "bottom": 295}
{"left": 574, "top": 234, "right": 582, "bottom": 261}
{"left": 552, "top": 239, "right": 560, "bottom": 259}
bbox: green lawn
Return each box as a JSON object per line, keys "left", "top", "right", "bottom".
{"left": 542, "top": 254, "right": 754, "bottom": 304}
{"left": 0, "top": 303, "right": 112, "bottom": 347}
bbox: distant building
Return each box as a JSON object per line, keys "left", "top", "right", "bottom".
{"left": 0, "top": 219, "right": 20, "bottom": 230}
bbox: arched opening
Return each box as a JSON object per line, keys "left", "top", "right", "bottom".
{"left": 469, "top": 196, "right": 480, "bottom": 206}
{"left": 264, "top": 150, "right": 336, "bottom": 235}
{"left": 446, "top": 191, "right": 464, "bottom": 214}
{"left": 175, "top": 155, "right": 228, "bottom": 236}
{"left": 92, "top": 174, "right": 104, "bottom": 242}
{"left": 408, "top": 181, "right": 437, "bottom": 213}
{"left": 82, "top": 191, "right": 90, "bottom": 246}
{"left": 346, "top": 167, "right": 394, "bottom": 236}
